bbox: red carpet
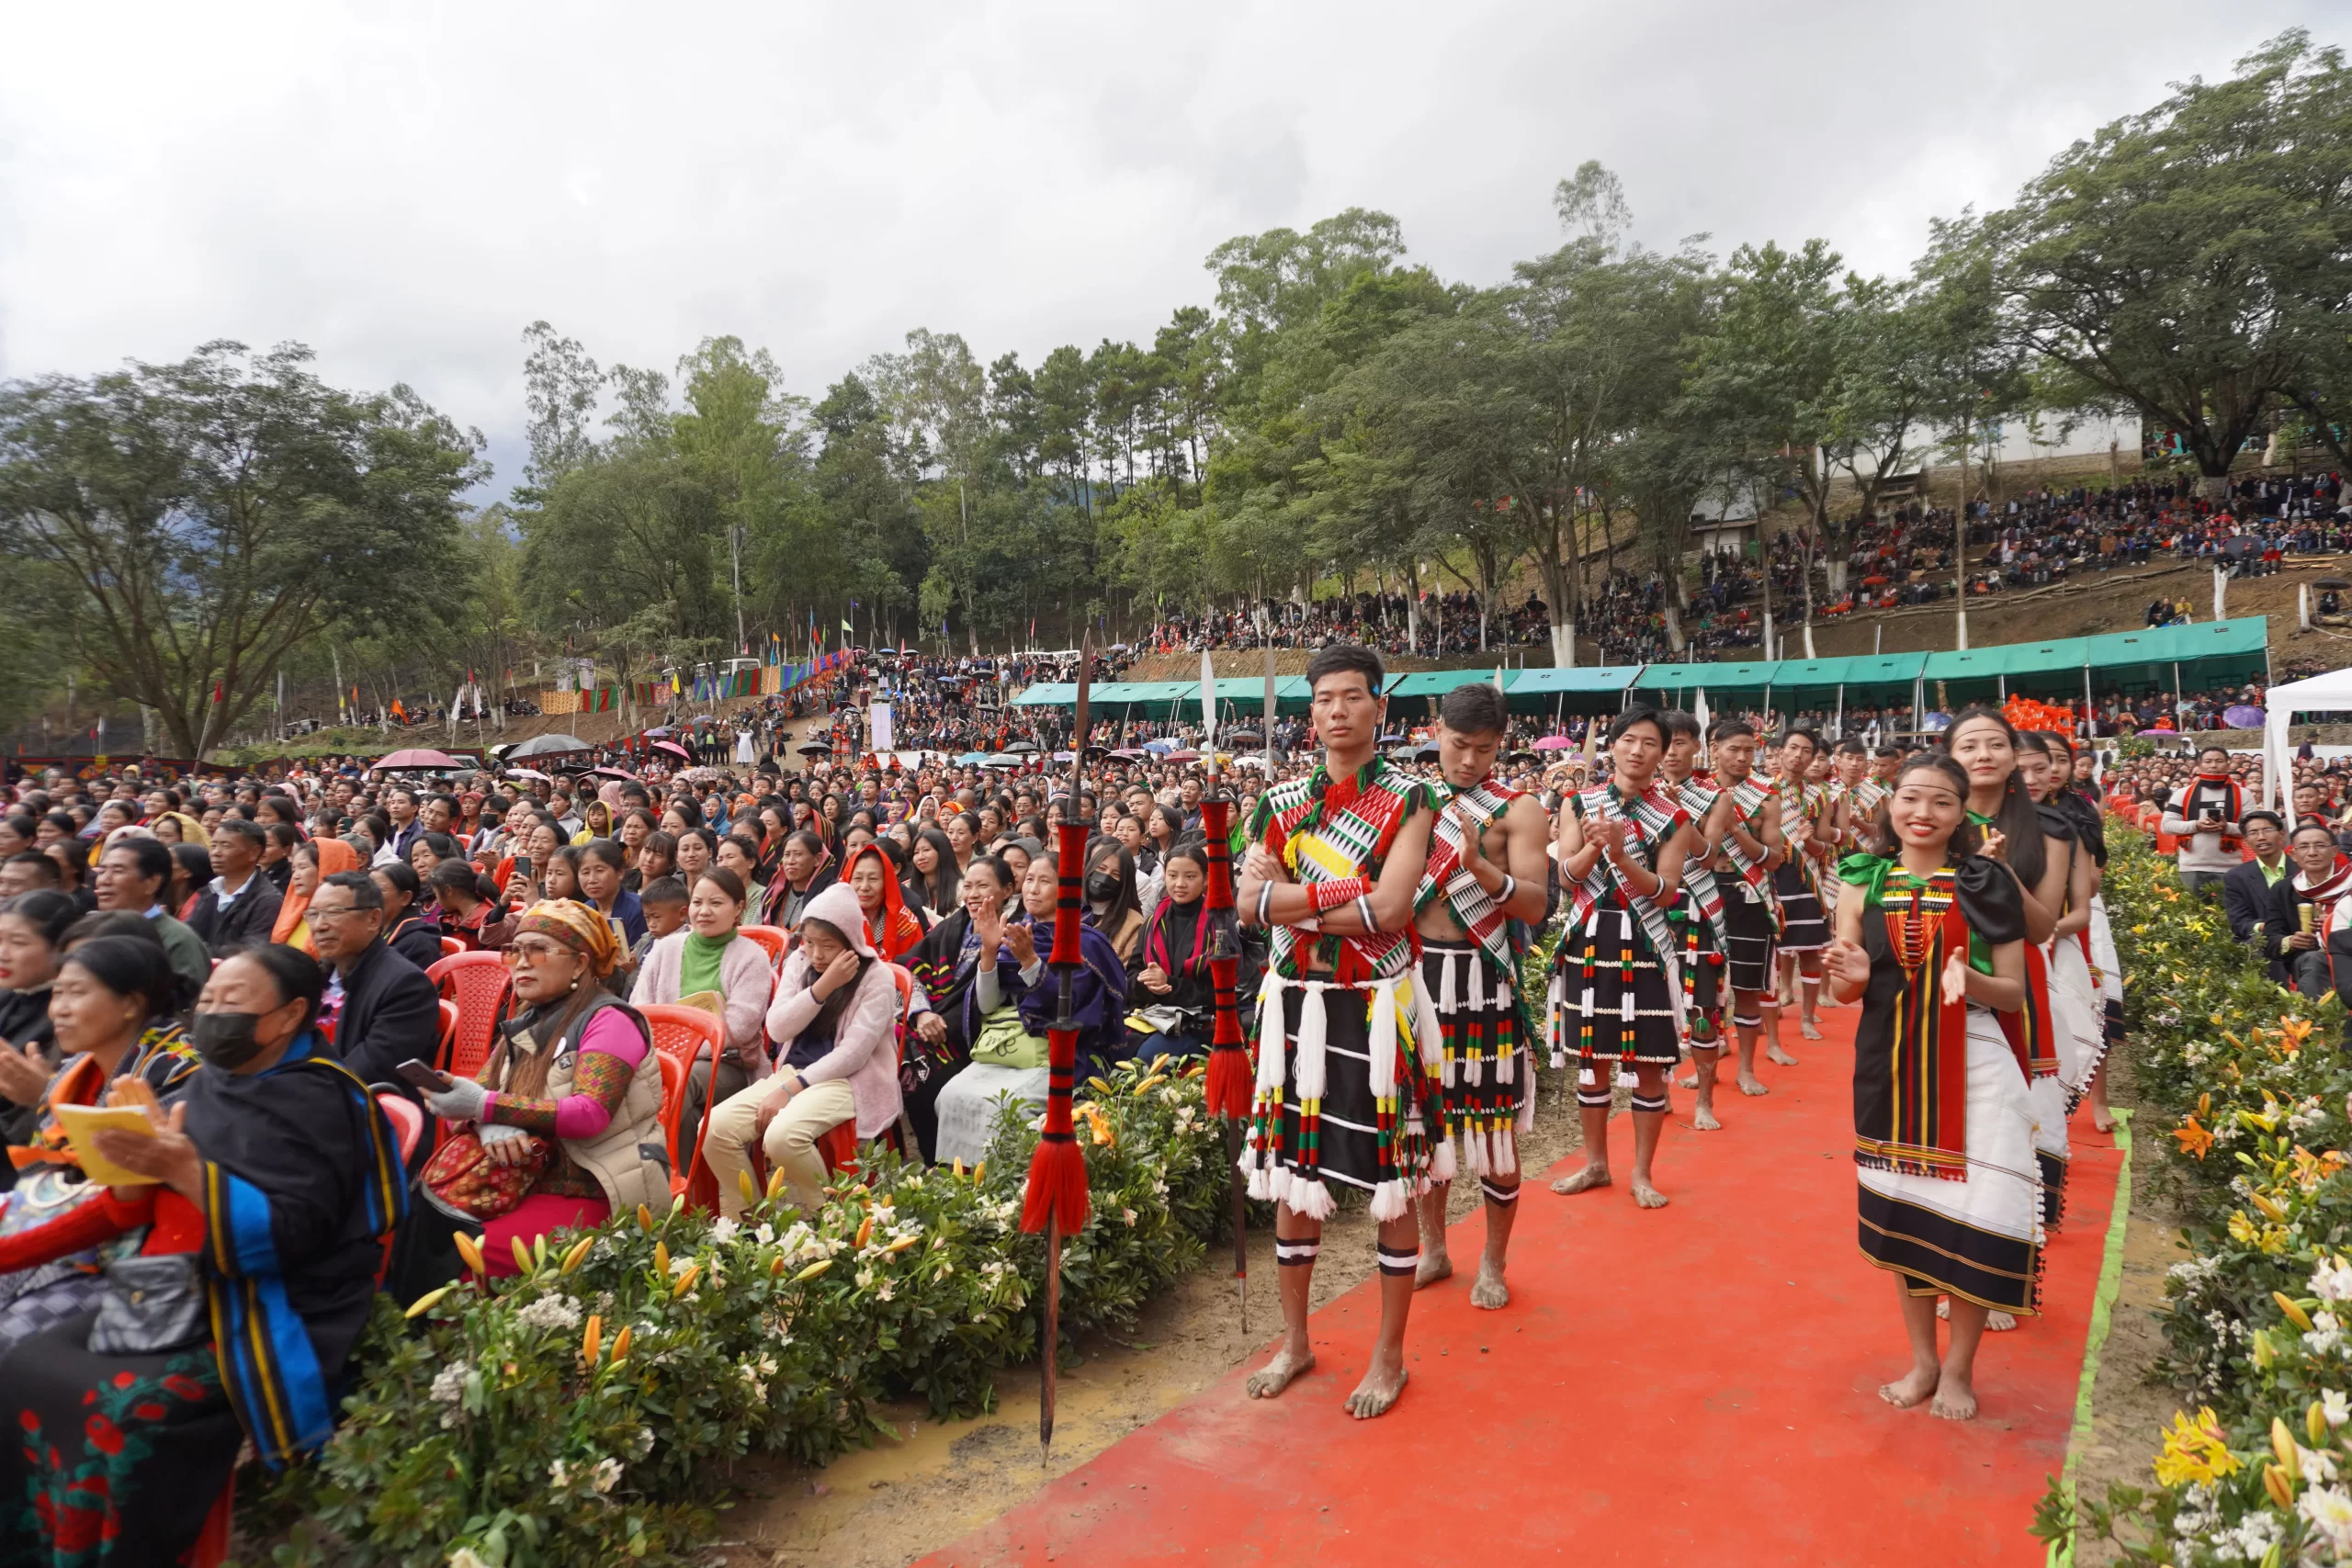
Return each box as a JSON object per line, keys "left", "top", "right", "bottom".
{"left": 924, "top": 1004, "right": 2122, "bottom": 1566}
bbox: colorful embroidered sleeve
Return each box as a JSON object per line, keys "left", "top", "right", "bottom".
{"left": 487, "top": 1010, "right": 647, "bottom": 1138}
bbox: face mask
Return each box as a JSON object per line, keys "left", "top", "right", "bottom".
{"left": 192, "top": 1009, "right": 272, "bottom": 1070}
{"left": 1085, "top": 873, "right": 1120, "bottom": 903}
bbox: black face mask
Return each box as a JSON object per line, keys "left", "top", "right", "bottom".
{"left": 191, "top": 1010, "right": 272, "bottom": 1070}
{"left": 1085, "top": 873, "right": 1120, "bottom": 903}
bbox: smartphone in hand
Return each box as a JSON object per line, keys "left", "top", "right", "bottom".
{"left": 393, "top": 1058, "right": 454, "bottom": 1094}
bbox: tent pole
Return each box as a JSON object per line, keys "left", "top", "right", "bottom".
{"left": 2174, "top": 660, "right": 2184, "bottom": 733}
{"left": 2083, "top": 663, "right": 2094, "bottom": 742}
{"left": 1834, "top": 683, "right": 1844, "bottom": 740}
{"left": 1998, "top": 674, "right": 2006, "bottom": 701}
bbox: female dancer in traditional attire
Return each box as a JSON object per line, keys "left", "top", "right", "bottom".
{"left": 1238, "top": 645, "right": 1440, "bottom": 1418}
{"left": 1825, "top": 752, "right": 2039, "bottom": 1423}
{"left": 1548, "top": 708, "right": 1697, "bottom": 1209}
{"left": 2019, "top": 733, "right": 2109, "bottom": 1136}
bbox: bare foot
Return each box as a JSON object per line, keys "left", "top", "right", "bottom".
{"left": 1551, "top": 1163, "right": 1611, "bottom": 1195}
{"left": 1245, "top": 1345, "right": 1315, "bottom": 1399}
{"left": 1693, "top": 1102, "right": 1722, "bottom": 1131}
{"left": 1930, "top": 1378, "right": 1978, "bottom": 1421}
{"left": 1470, "top": 1258, "right": 1509, "bottom": 1310}
{"left": 1738, "top": 1074, "right": 1770, "bottom": 1097}
{"left": 1676, "top": 1070, "right": 1699, "bottom": 1089}
{"left": 1937, "top": 1301, "right": 2017, "bottom": 1332}
{"left": 1343, "top": 1359, "right": 1408, "bottom": 1419}
{"left": 2091, "top": 1106, "right": 2117, "bottom": 1134}
{"left": 1767, "top": 1043, "right": 1801, "bottom": 1066}
{"left": 1414, "top": 1250, "right": 1453, "bottom": 1290}
{"left": 1631, "top": 1178, "right": 1669, "bottom": 1209}
{"left": 1879, "top": 1363, "right": 1939, "bottom": 1409}
{"left": 1799, "top": 1020, "right": 1822, "bottom": 1041}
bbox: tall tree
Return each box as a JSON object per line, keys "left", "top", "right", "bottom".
{"left": 0, "top": 342, "right": 484, "bottom": 755}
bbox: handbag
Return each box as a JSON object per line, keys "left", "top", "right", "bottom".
{"left": 968, "top": 1007, "right": 1051, "bottom": 1069}
{"left": 419, "top": 1127, "right": 548, "bottom": 1222}
{"left": 90, "top": 1253, "right": 207, "bottom": 1354}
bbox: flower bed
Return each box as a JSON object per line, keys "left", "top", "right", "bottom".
{"left": 242, "top": 1055, "right": 1234, "bottom": 1567}
{"left": 2041, "top": 831, "right": 2352, "bottom": 1565}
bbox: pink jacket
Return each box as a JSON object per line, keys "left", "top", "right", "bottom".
{"left": 765, "top": 885, "right": 904, "bottom": 1138}
{"left": 630, "top": 931, "right": 776, "bottom": 1076}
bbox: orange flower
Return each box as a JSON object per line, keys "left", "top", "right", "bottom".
{"left": 2174, "top": 1116, "right": 2216, "bottom": 1159}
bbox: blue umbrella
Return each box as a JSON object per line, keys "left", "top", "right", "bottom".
{"left": 2224, "top": 704, "right": 2266, "bottom": 728}
{"left": 956, "top": 751, "right": 991, "bottom": 764}
{"left": 1142, "top": 739, "right": 1178, "bottom": 753}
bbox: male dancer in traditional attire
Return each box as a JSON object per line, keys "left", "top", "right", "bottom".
{"left": 1549, "top": 708, "right": 1698, "bottom": 1209}
{"left": 1410, "top": 683, "right": 1551, "bottom": 1306}
{"left": 1238, "top": 646, "right": 1440, "bottom": 1418}
{"left": 1700, "top": 719, "right": 1785, "bottom": 1098}
{"left": 1657, "top": 711, "right": 1732, "bottom": 1130}
{"left": 1770, "top": 728, "right": 1831, "bottom": 1047}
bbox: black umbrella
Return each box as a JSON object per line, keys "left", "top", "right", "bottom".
{"left": 1226, "top": 729, "right": 1262, "bottom": 746}
{"left": 2316, "top": 577, "right": 2351, "bottom": 590}
{"left": 797, "top": 740, "right": 832, "bottom": 756}
{"left": 507, "top": 733, "right": 591, "bottom": 758}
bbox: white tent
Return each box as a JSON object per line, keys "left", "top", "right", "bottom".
{"left": 2262, "top": 667, "right": 2352, "bottom": 807}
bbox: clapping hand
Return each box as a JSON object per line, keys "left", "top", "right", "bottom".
{"left": 1979, "top": 827, "right": 2007, "bottom": 863}
{"left": 92, "top": 1098, "right": 203, "bottom": 1201}
{"left": 1005, "top": 919, "right": 1037, "bottom": 968}
{"left": 1942, "top": 948, "right": 1972, "bottom": 999}
{"left": 1138, "top": 962, "right": 1172, "bottom": 995}
{"left": 0, "top": 1040, "right": 50, "bottom": 1108}
{"left": 1825, "top": 936, "right": 1870, "bottom": 993}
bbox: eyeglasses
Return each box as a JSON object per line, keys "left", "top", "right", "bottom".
{"left": 508, "top": 938, "right": 568, "bottom": 964}
{"left": 307, "top": 903, "right": 366, "bottom": 922}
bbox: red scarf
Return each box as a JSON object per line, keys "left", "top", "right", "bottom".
{"left": 2184, "top": 772, "right": 2244, "bottom": 848}
{"left": 842, "top": 843, "right": 923, "bottom": 962}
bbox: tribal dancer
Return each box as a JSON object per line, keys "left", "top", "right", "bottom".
{"left": 1237, "top": 646, "right": 1441, "bottom": 1418}
{"left": 1410, "top": 684, "right": 1551, "bottom": 1306}
{"left": 1826, "top": 751, "right": 2040, "bottom": 1422}
{"left": 1832, "top": 739, "right": 1877, "bottom": 852}
{"left": 1770, "top": 729, "right": 1831, "bottom": 1046}
{"left": 1549, "top": 708, "right": 1698, "bottom": 1209}
{"left": 1699, "top": 720, "right": 1785, "bottom": 1099}
{"left": 1657, "top": 711, "right": 1732, "bottom": 1131}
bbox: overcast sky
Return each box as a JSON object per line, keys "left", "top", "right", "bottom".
{"left": 1, "top": 1, "right": 2339, "bottom": 495}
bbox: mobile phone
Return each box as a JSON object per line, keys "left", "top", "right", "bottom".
{"left": 394, "top": 1058, "right": 454, "bottom": 1093}
{"left": 510, "top": 855, "right": 533, "bottom": 885}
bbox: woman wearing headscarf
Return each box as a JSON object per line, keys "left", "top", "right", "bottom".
{"left": 702, "top": 883, "right": 903, "bottom": 1218}
{"left": 0, "top": 943, "right": 406, "bottom": 1567}
{"left": 273, "top": 836, "right": 364, "bottom": 955}
{"left": 843, "top": 842, "right": 927, "bottom": 964}
{"left": 420, "top": 900, "right": 668, "bottom": 1275}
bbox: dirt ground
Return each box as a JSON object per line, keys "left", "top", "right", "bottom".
{"left": 709, "top": 1080, "right": 1593, "bottom": 1568}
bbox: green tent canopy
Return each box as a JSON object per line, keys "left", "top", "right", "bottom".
{"left": 1501, "top": 665, "right": 1646, "bottom": 713}
{"left": 1634, "top": 660, "right": 1780, "bottom": 700}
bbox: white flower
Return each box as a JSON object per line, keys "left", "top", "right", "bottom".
{"left": 667, "top": 1254, "right": 695, "bottom": 1277}
{"left": 592, "top": 1456, "right": 623, "bottom": 1495}
{"left": 710, "top": 1216, "right": 741, "bottom": 1245}
{"left": 2301, "top": 1442, "right": 2341, "bottom": 1483}
{"left": 856, "top": 1267, "right": 876, "bottom": 1289}
{"left": 429, "top": 1363, "right": 469, "bottom": 1405}
{"left": 449, "top": 1551, "right": 492, "bottom": 1568}
{"left": 936, "top": 1258, "right": 954, "bottom": 1278}
{"left": 2324, "top": 1388, "right": 2350, "bottom": 1428}
{"left": 2211, "top": 1509, "right": 2280, "bottom": 1562}
{"left": 548, "top": 1458, "right": 571, "bottom": 1490}
{"left": 2303, "top": 1483, "right": 2352, "bottom": 1552}
{"left": 754, "top": 1224, "right": 776, "bottom": 1247}
{"left": 1122, "top": 1208, "right": 1138, "bottom": 1226}
{"left": 2316, "top": 1259, "right": 2352, "bottom": 1304}
{"left": 876, "top": 1280, "right": 896, "bottom": 1302}
{"left": 514, "top": 1294, "right": 583, "bottom": 1333}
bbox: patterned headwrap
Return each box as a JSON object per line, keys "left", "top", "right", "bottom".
{"left": 516, "top": 897, "right": 622, "bottom": 976}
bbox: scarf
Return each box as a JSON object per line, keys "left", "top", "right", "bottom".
{"left": 1775, "top": 773, "right": 1829, "bottom": 902}
{"left": 842, "top": 843, "right": 924, "bottom": 961}
{"left": 1669, "top": 777, "right": 1729, "bottom": 948}
{"left": 1413, "top": 777, "right": 1521, "bottom": 977}
{"left": 1717, "top": 775, "right": 1782, "bottom": 929}
{"left": 2295, "top": 853, "right": 2352, "bottom": 933}
{"left": 1143, "top": 895, "right": 1211, "bottom": 978}
{"left": 2183, "top": 772, "right": 2245, "bottom": 848}
{"left": 271, "top": 837, "right": 362, "bottom": 948}
{"left": 680, "top": 930, "right": 730, "bottom": 998}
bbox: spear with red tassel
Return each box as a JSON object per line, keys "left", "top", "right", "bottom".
{"left": 1197, "top": 649, "right": 1253, "bottom": 1329}
{"left": 1022, "top": 632, "right": 1094, "bottom": 1461}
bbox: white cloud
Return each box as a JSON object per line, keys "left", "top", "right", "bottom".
{"left": 0, "top": 0, "right": 2329, "bottom": 492}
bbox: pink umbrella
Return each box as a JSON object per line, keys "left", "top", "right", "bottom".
{"left": 652, "top": 740, "right": 693, "bottom": 760}
{"left": 593, "top": 766, "right": 640, "bottom": 781}
{"left": 371, "top": 748, "right": 460, "bottom": 771}
{"left": 1532, "top": 736, "right": 1576, "bottom": 750}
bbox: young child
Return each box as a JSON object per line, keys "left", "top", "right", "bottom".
{"left": 633, "top": 875, "right": 690, "bottom": 968}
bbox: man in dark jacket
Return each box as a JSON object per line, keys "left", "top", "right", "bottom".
{"left": 309, "top": 870, "right": 441, "bottom": 1094}
{"left": 187, "top": 818, "right": 284, "bottom": 958}
{"left": 2265, "top": 821, "right": 2352, "bottom": 999}
{"left": 2222, "top": 810, "right": 2290, "bottom": 959}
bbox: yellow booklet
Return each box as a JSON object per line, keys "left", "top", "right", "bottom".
{"left": 52, "top": 1103, "right": 161, "bottom": 1187}
{"left": 675, "top": 990, "right": 725, "bottom": 1020}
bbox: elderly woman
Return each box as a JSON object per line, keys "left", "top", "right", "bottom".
{"left": 421, "top": 901, "right": 668, "bottom": 1274}
{"left": 843, "top": 842, "right": 927, "bottom": 964}
{"left": 273, "top": 836, "right": 364, "bottom": 955}
{"left": 933, "top": 850, "right": 1129, "bottom": 1168}
{"left": 702, "top": 883, "right": 902, "bottom": 1219}
{"left": 631, "top": 865, "right": 774, "bottom": 1165}
{"left": 0, "top": 943, "right": 406, "bottom": 1566}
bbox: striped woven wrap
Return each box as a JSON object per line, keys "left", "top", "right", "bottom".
{"left": 1849, "top": 779, "right": 1889, "bottom": 849}
{"left": 1718, "top": 776, "right": 1782, "bottom": 932}
{"left": 1414, "top": 777, "right": 1521, "bottom": 979}
{"left": 1250, "top": 757, "right": 1431, "bottom": 984}
{"left": 1566, "top": 783, "right": 1689, "bottom": 963}
{"left": 1778, "top": 775, "right": 1832, "bottom": 901}
{"left": 1671, "top": 778, "right": 1729, "bottom": 948}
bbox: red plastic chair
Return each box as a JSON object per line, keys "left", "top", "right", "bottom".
{"left": 815, "top": 964, "right": 917, "bottom": 1178}
{"left": 377, "top": 1092, "right": 425, "bottom": 1167}
{"left": 439, "top": 935, "right": 466, "bottom": 958}
{"left": 426, "top": 951, "right": 513, "bottom": 1079}
{"left": 435, "top": 998, "right": 459, "bottom": 1067}
{"left": 639, "top": 1004, "right": 720, "bottom": 1207}
{"left": 738, "top": 925, "right": 788, "bottom": 967}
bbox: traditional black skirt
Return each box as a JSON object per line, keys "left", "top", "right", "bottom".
{"left": 1718, "top": 879, "right": 1778, "bottom": 998}
{"left": 1772, "top": 862, "right": 1827, "bottom": 953}
{"left": 1421, "top": 939, "right": 1531, "bottom": 1177}
{"left": 1666, "top": 901, "right": 1724, "bottom": 1040}
{"left": 1552, "top": 907, "right": 1681, "bottom": 1091}
{"left": 1243, "top": 975, "right": 1442, "bottom": 1222}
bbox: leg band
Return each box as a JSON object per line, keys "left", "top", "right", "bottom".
{"left": 1480, "top": 1178, "right": 1521, "bottom": 1206}
{"left": 1732, "top": 1012, "right": 1761, "bottom": 1029}
{"left": 1630, "top": 1092, "right": 1668, "bottom": 1115}
{"left": 1575, "top": 1086, "right": 1613, "bottom": 1108}
{"left": 1376, "top": 1243, "right": 1420, "bottom": 1277}
{"left": 1274, "top": 1238, "right": 1321, "bottom": 1268}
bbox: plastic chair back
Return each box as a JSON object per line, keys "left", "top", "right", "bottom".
{"left": 639, "top": 1004, "right": 720, "bottom": 1208}
{"left": 739, "top": 925, "right": 788, "bottom": 966}
{"left": 439, "top": 935, "right": 466, "bottom": 958}
{"left": 376, "top": 1091, "right": 425, "bottom": 1166}
{"left": 426, "top": 951, "right": 512, "bottom": 1079}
